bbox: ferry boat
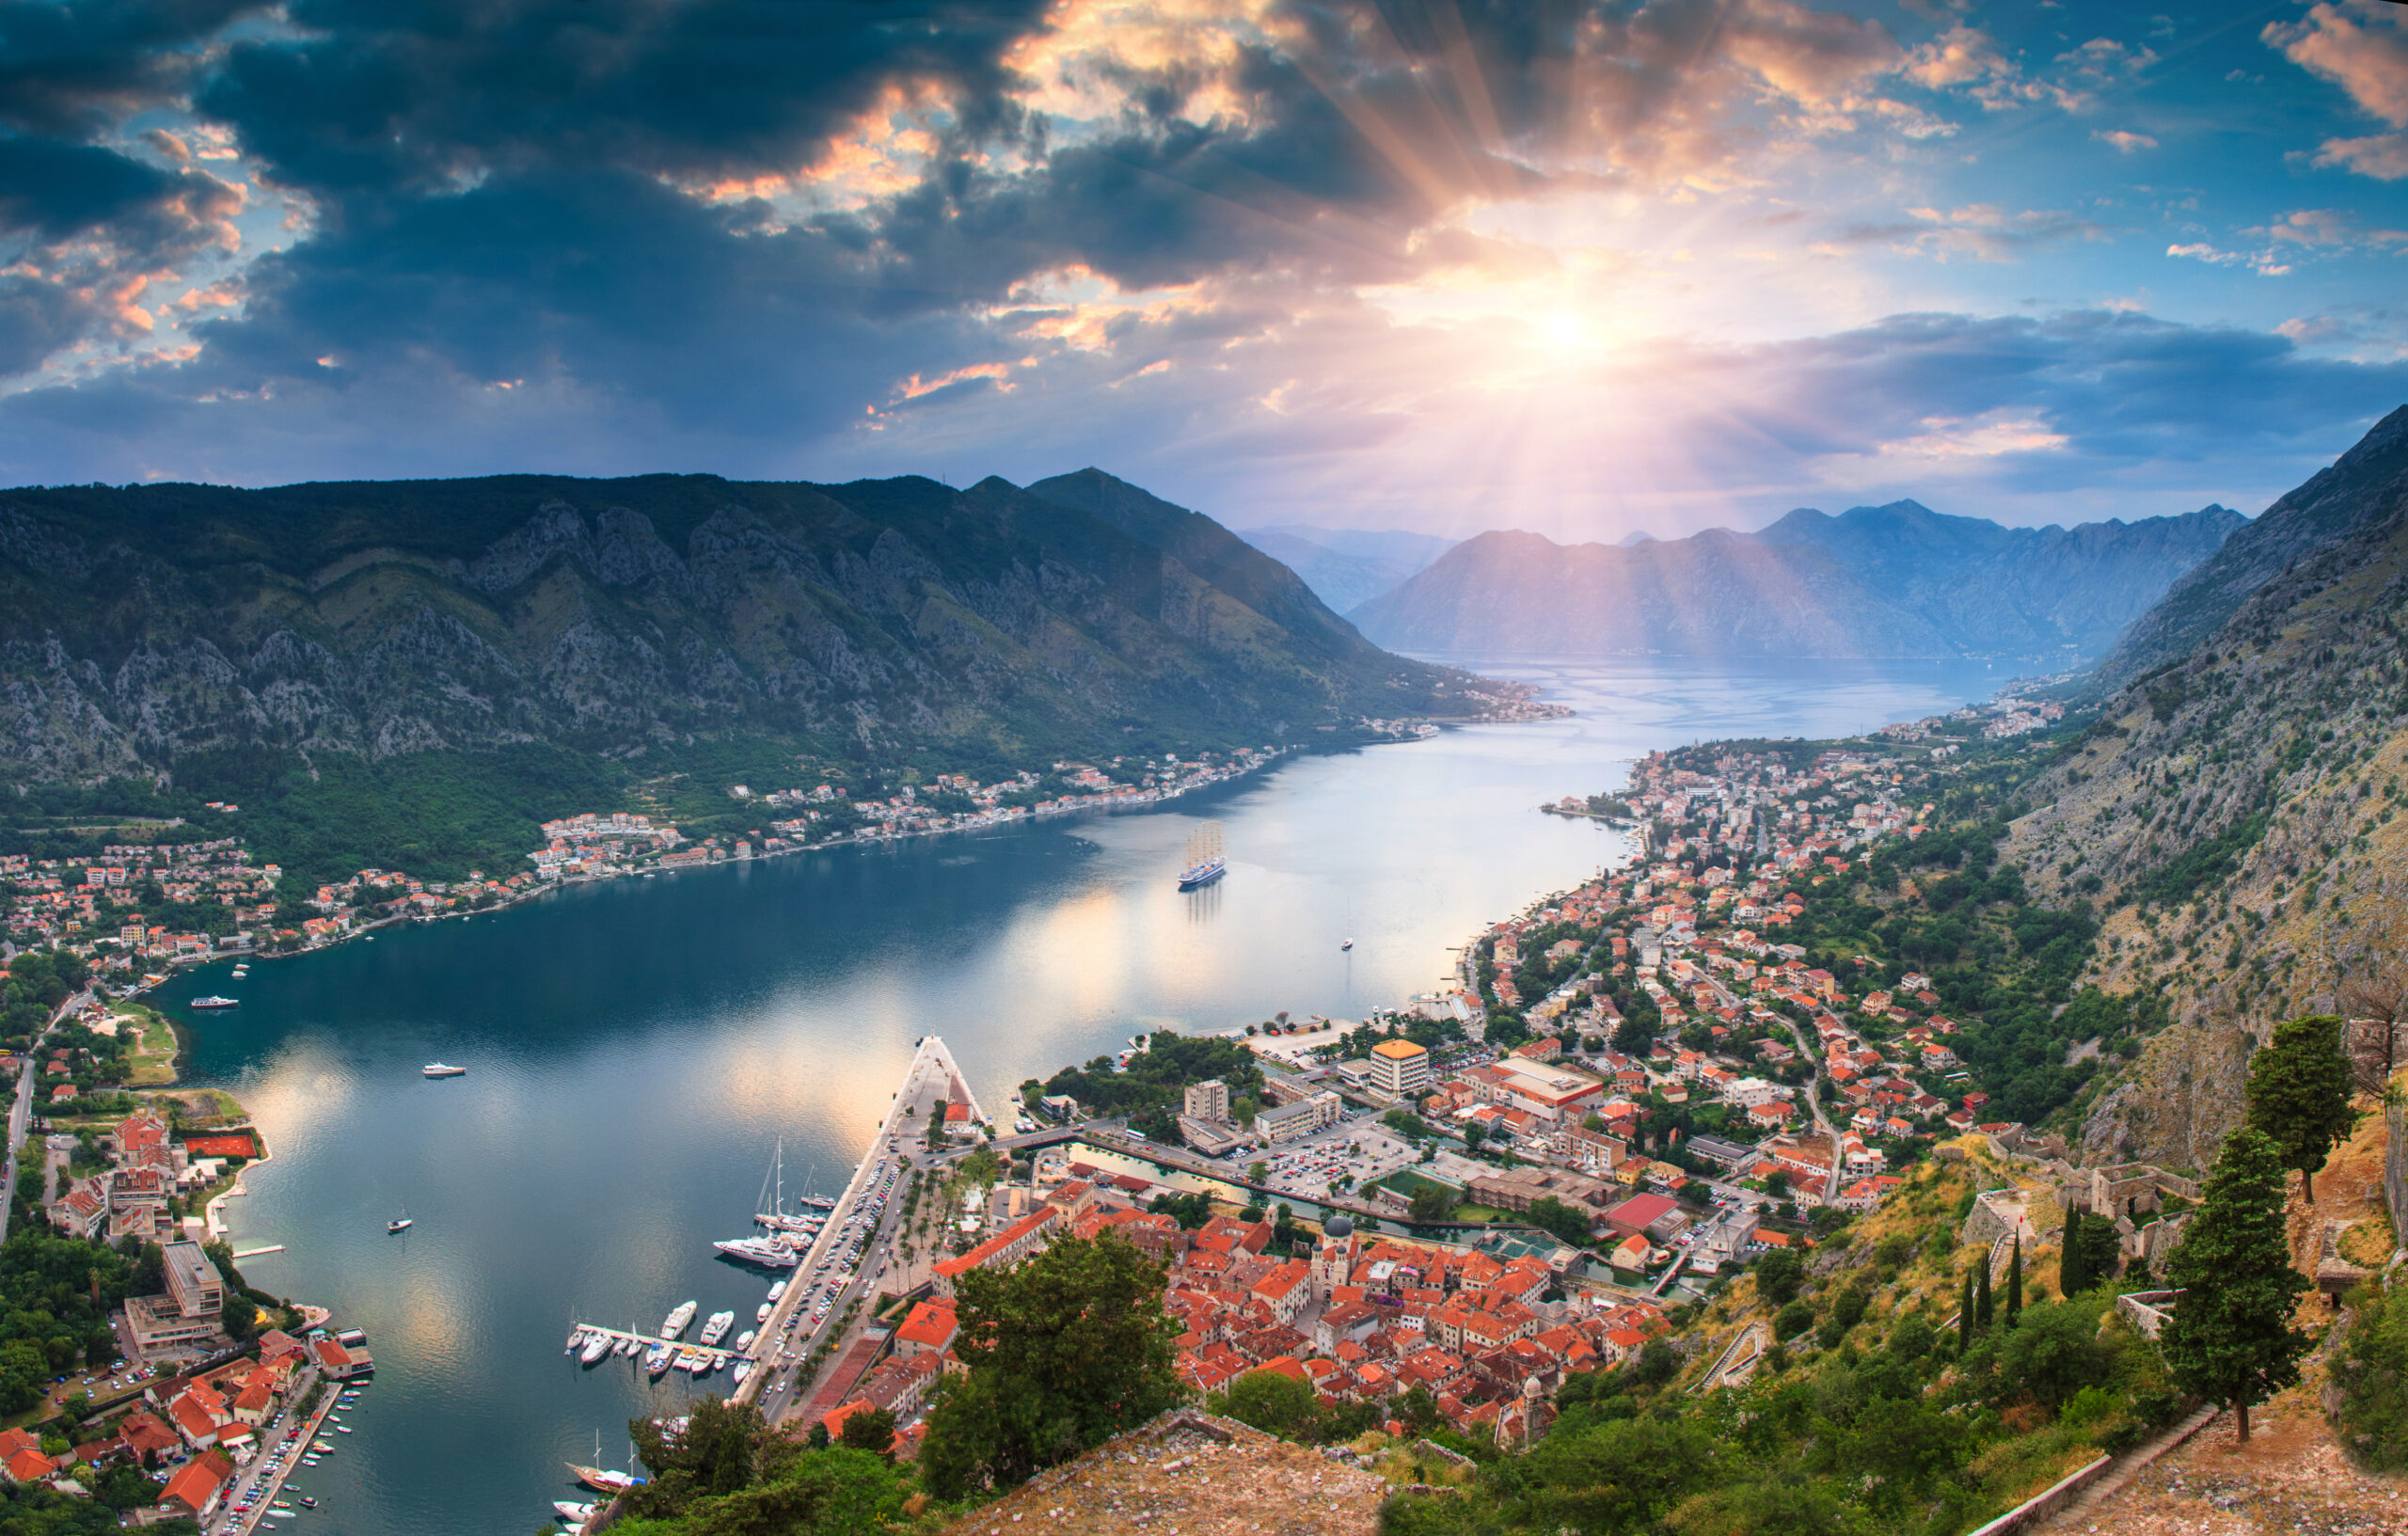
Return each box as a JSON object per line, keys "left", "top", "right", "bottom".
{"left": 698, "top": 1310, "right": 736, "bottom": 1347}
{"left": 713, "top": 1235, "right": 800, "bottom": 1268}
{"left": 1175, "top": 822, "right": 1226, "bottom": 890}
{"left": 421, "top": 1062, "right": 467, "bottom": 1078}
{"left": 660, "top": 1301, "right": 698, "bottom": 1338}
{"left": 189, "top": 995, "right": 240, "bottom": 1009}
{"left": 578, "top": 1332, "right": 612, "bottom": 1366}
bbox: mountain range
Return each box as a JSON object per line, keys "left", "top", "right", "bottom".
{"left": 0, "top": 469, "right": 1465, "bottom": 787}
{"left": 1347, "top": 501, "right": 2247, "bottom": 660}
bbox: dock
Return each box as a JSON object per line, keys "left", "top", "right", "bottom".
{"left": 733, "top": 1035, "right": 975, "bottom": 1414}
{"left": 564, "top": 1324, "right": 745, "bottom": 1371}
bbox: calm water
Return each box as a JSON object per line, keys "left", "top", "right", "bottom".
{"left": 170, "top": 656, "right": 2005, "bottom": 1535}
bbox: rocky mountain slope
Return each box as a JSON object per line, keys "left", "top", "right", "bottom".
{"left": 1999, "top": 405, "right": 2408, "bottom": 1167}
{"left": 1348, "top": 501, "right": 2242, "bottom": 659}
{"left": 0, "top": 470, "right": 1465, "bottom": 785}
{"left": 2096, "top": 405, "right": 2408, "bottom": 686}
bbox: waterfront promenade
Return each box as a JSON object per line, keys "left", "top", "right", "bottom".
{"left": 738, "top": 1036, "right": 981, "bottom": 1419}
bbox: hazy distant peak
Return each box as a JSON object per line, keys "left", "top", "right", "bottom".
{"left": 1616, "top": 530, "right": 1656, "bottom": 546}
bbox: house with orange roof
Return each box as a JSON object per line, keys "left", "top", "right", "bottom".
{"left": 118, "top": 1412, "right": 179, "bottom": 1465}
{"left": 893, "top": 1300, "right": 958, "bottom": 1358}
{"left": 1250, "top": 1261, "right": 1310, "bottom": 1327}
{"left": 931, "top": 1207, "right": 1062, "bottom": 1296}
{"left": 159, "top": 1449, "right": 232, "bottom": 1518}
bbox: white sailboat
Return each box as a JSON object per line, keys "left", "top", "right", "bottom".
{"left": 1177, "top": 822, "right": 1227, "bottom": 889}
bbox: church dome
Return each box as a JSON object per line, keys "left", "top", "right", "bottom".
{"left": 1323, "top": 1213, "right": 1354, "bottom": 1240}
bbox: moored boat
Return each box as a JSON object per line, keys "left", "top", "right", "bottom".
{"left": 422, "top": 1062, "right": 467, "bottom": 1078}
{"left": 578, "top": 1332, "right": 611, "bottom": 1366}
{"left": 189, "top": 995, "right": 240, "bottom": 1009}
{"left": 661, "top": 1301, "right": 697, "bottom": 1338}
{"left": 698, "top": 1310, "right": 736, "bottom": 1347}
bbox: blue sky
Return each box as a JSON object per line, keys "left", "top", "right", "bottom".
{"left": 2, "top": 0, "right": 2405, "bottom": 540}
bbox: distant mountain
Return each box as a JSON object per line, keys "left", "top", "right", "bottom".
{"left": 0, "top": 469, "right": 1465, "bottom": 785}
{"left": 1235, "top": 525, "right": 1457, "bottom": 614}
{"left": 2095, "top": 404, "right": 2408, "bottom": 685}
{"left": 1347, "top": 501, "right": 2245, "bottom": 660}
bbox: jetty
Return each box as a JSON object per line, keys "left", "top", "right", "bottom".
{"left": 564, "top": 1324, "right": 743, "bottom": 1372}
{"left": 734, "top": 1035, "right": 979, "bottom": 1414}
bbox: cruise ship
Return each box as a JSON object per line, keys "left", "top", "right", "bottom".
{"left": 660, "top": 1300, "right": 698, "bottom": 1338}
{"left": 421, "top": 1062, "right": 467, "bottom": 1078}
{"left": 698, "top": 1310, "right": 736, "bottom": 1347}
{"left": 713, "top": 1235, "right": 800, "bottom": 1268}
{"left": 1175, "top": 822, "right": 1226, "bottom": 890}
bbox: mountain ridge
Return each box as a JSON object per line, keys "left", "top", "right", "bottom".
{"left": 1346, "top": 501, "right": 2244, "bottom": 659}
{"left": 0, "top": 469, "right": 1468, "bottom": 786}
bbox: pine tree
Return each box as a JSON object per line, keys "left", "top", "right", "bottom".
{"left": 2243, "top": 1013, "right": 2361, "bottom": 1203}
{"left": 2060, "top": 1211, "right": 2090, "bottom": 1298}
{"left": 1974, "top": 1255, "right": 1993, "bottom": 1328}
{"left": 1957, "top": 1272, "right": 1974, "bottom": 1349}
{"left": 2004, "top": 1235, "right": 2023, "bottom": 1327}
{"left": 2162, "top": 1125, "right": 2313, "bottom": 1443}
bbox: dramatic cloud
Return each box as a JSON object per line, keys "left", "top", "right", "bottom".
{"left": 0, "top": 0, "right": 2401, "bottom": 538}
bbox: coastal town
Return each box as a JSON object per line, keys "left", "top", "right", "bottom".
{"left": 0, "top": 681, "right": 2185, "bottom": 1528}
{"left": 0, "top": 738, "right": 1371, "bottom": 975}
{"left": 753, "top": 689, "right": 2197, "bottom": 1474}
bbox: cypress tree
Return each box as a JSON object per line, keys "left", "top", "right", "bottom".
{"left": 2060, "top": 1211, "right": 2090, "bottom": 1298}
{"left": 1957, "top": 1272, "right": 1974, "bottom": 1349}
{"left": 2004, "top": 1236, "right": 2023, "bottom": 1326}
{"left": 1974, "top": 1256, "right": 1993, "bottom": 1328}
{"left": 2244, "top": 1014, "right": 2361, "bottom": 1203}
{"left": 2162, "top": 1125, "right": 2313, "bottom": 1444}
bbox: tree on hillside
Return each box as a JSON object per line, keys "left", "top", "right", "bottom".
{"left": 2245, "top": 1014, "right": 2360, "bottom": 1202}
{"left": 2059, "top": 1209, "right": 2121, "bottom": 1296}
{"left": 1755, "top": 1247, "right": 1803, "bottom": 1306}
{"left": 1957, "top": 1273, "right": 1974, "bottom": 1350}
{"left": 2162, "top": 1126, "right": 2313, "bottom": 1443}
{"left": 837, "top": 1406, "right": 895, "bottom": 1458}
{"left": 1974, "top": 1258, "right": 1994, "bottom": 1329}
{"left": 918, "top": 1232, "right": 1182, "bottom": 1497}
{"left": 2004, "top": 1237, "right": 2023, "bottom": 1328}
{"left": 1213, "top": 1368, "right": 1321, "bottom": 1441}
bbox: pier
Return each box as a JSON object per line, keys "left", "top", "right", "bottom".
{"left": 734, "top": 1035, "right": 978, "bottom": 1416}
{"left": 563, "top": 1323, "right": 745, "bottom": 1372}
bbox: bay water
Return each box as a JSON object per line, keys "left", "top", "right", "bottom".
{"left": 169, "top": 656, "right": 2005, "bottom": 1534}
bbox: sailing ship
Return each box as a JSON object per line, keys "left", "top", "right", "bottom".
{"left": 1176, "top": 822, "right": 1227, "bottom": 890}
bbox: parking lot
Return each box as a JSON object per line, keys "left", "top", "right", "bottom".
{"left": 1247, "top": 1114, "right": 1421, "bottom": 1201}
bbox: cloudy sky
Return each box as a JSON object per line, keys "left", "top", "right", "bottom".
{"left": 4, "top": 0, "right": 2407, "bottom": 539}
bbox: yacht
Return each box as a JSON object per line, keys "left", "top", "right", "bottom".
{"left": 731, "top": 1361, "right": 751, "bottom": 1386}
{"left": 578, "top": 1332, "right": 612, "bottom": 1367}
{"left": 387, "top": 1215, "right": 411, "bottom": 1233}
{"left": 699, "top": 1311, "right": 736, "bottom": 1347}
{"left": 642, "top": 1343, "right": 672, "bottom": 1378}
{"left": 713, "top": 1235, "right": 800, "bottom": 1268}
{"left": 755, "top": 1301, "right": 772, "bottom": 1323}
{"left": 767, "top": 1280, "right": 787, "bottom": 1303}
{"left": 614, "top": 1331, "right": 638, "bottom": 1358}
{"left": 189, "top": 995, "right": 240, "bottom": 1009}
{"left": 735, "top": 1329, "right": 755, "bottom": 1352}
{"left": 660, "top": 1301, "right": 698, "bottom": 1338}
{"left": 421, "top": 1062, "right": 466, "bottom": 1078}
{"left": 230, "top": 966, "right": 250, "bottom": 979}
{"left": 554, "top": 1503, "right": 598, "bottom": 1524}
{"left": 564, "top": 1327, "right": 587, "bottom": 1356}
{"left": 797, "top": 1196, "right": 837, "bottom": 1211}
